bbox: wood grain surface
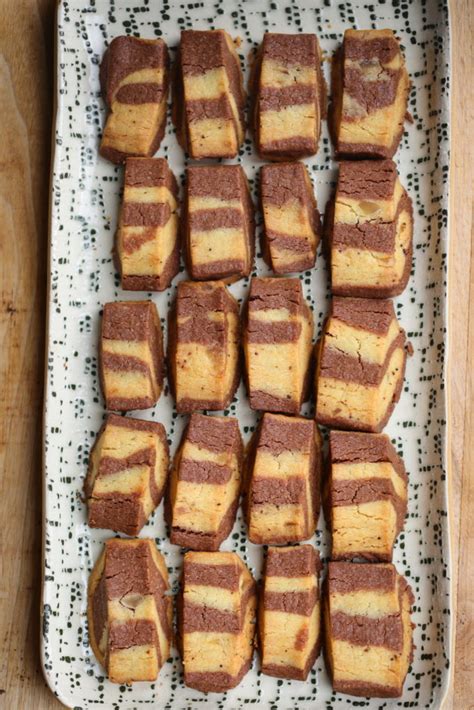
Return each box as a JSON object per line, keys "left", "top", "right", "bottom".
{"left": 0, "top": 1, "right": 472, "bottom": 707}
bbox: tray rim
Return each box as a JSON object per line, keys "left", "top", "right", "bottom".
{"left": 40, "top": 0, "right": 61, "bottom": 704}
{"left": 40, "top": 1, "right": 454, "bottom": 707}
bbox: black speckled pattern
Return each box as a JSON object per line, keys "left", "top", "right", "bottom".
{"left": 42, "top": 0, "right": 451, "bottom": 708}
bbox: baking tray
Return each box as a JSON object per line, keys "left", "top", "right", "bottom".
{"left": 42, "top": 0, "right": 452, "bottom": 707}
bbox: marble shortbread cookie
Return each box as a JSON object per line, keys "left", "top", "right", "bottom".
{"left": 327, "top": 430, "right": 408, "bottom": 561}
{"left": 331, "top": 29, "right": 410, "bottom": 159}
{"left": 324, "top": 562, "right": 415, "bottom": 697}
{"left": 184, "top": 165, "right": 254, "bottom": 281}
{"left": 168, "top": 280, "right": 240, "bottom": 413}
{"left": 260, "top": 162, "right": 320, "bottom": 274}
{"left": 166, "top": 413, "right": 243, "bottom": 550}
{"left": 85, "top": 414, "right": 169, "bottom": 536}
{"left": 100, "top": 300, "right": 164, "bottom": 411}
{"left": 245, "top": 413, "right": 321, "bottom": 545}
{"left": 259, "top": 545, "right": 322, "bottom": 680}
{"left": 179, "top": 551, "right": 257, "bottom": 692}
{"left": 88, "top": 538, "right": 172, "bottom": 684}
{"left": 327, "top": 160, "right": 413, "bottom": 298}
{"left": 244, "top": 277, "right": 313, "bottom": 414}
{"left": 253, "top": 33, "right": 325, "bottom": 160}
{"left": 173, "top": 29, "right": 245, "bottom": 159}
{"left": 315, "top": 297, "right": 407, "bottom": 432}
{"left": 100, "top": 36, "right": 169, "bottom": 163}
{"left": 116, "top": 158, "right": 179, "bottom": 291}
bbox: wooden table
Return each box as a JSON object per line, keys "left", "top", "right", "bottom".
{"left": 0, "top": 1, "right": 472, "bottom": 706}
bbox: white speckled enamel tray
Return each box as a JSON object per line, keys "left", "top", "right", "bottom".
{"left": 42, "top": 1, "right": 452, "bottom": 708}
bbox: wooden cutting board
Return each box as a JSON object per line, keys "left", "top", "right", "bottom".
{"left": 0, "top": 0, "right": 472, "bottom": 707}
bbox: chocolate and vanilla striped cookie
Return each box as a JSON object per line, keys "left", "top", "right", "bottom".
{"left": 88, "top": 538, "right": 172, "bottom": 684}
{"left": 100, "top": 36, "right": 169, "bottom": 163}
{"left": 115, "top": 158, "right": 179, "bottom": 291}
{"left": 324, "top": 561, "right": 415, "bottom": 697}
{"left": 178, "top": 551, "right": 256, "bottom": 692}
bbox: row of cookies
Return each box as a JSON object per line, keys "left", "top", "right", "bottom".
{"left": 99, "top": 280, "right": 408, "bottom": 431}
{"left": 116, "top": 155, "right": 412, "bottom": 298}
{"left": 116, "top": 158, "right": 316, "bottom": 288}
{"left": 100, "top": 28, "right": 409, "bottom": 163}
{"left": 86, "top": 410, "right": 408, "bottom": 563}
{"left": 317, "top": 18, "right": 415, "bottom": 703}
{"left": 88, "top": 538, "right": 414, "bottom": 697}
